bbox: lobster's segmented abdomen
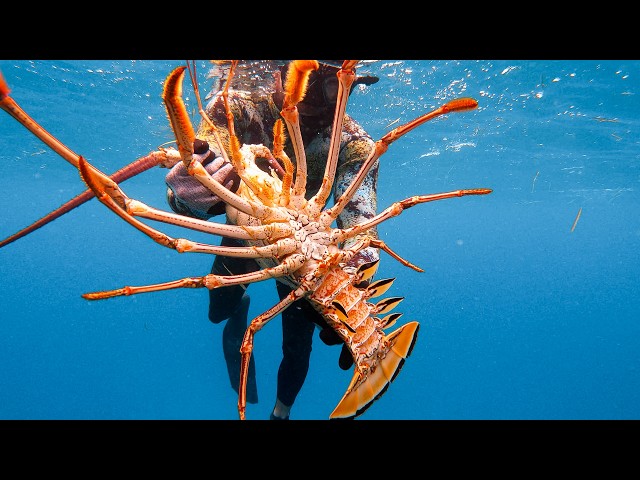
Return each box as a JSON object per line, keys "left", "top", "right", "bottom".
{"left": 309, "top": 265, "right": 419, "bottom": 419}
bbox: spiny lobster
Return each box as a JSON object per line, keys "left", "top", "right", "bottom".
{"left": 0, "top": 60, "right": 491, "bottom": 419}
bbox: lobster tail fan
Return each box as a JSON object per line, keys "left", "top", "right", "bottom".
{"left": 329, "top": 321, "right": 420, "bottom": 420}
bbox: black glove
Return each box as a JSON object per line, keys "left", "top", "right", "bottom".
{"left": 319, "top": 328, "right": 354, "bottom": 371}
{"left": 165, "top": 139, "right": 240, "bottom": 220}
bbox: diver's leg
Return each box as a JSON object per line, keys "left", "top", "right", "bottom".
{"left": 209, "top": 239, "right": 260, "bottom": 404}
{"left": 270, "top": 281, "right": 316, "bottom": 419}
{"left": 221, "top": 293, "right": 258, "bottom": 404}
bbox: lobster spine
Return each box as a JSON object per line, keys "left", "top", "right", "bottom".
{"left": 312, "top": 267, "right": 374, "bottom": 344}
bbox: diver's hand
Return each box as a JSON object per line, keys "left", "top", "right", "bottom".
{"left": 319, "top": 328, "right": 354, "bottom": 371}
{"left": 165, "top": 140, "right": 240, "bottom": 219}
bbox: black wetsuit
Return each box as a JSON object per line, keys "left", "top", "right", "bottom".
{"left": 208, "top": 237, "right": 317, "bottom": 406}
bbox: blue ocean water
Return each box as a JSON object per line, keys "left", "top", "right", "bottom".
{"left": 0, "top": 60, "right": 638, "bottom": 420}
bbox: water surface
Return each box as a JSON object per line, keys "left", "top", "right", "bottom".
{"left": 1, "top": 60, "right": 638, "bottom": 420}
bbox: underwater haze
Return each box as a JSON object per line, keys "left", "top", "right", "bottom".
{"left": 0, "top": 59, "right": 638, "bottom": 420}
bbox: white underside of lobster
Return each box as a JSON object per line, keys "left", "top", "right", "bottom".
{"left": 227, "top": 143, "right": 421, "bottom": 419}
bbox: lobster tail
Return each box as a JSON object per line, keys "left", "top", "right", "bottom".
{"left": 330, "top": 321, "right": 419, "bottom": 420}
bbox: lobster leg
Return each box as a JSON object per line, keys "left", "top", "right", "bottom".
{"left": 0, "top": 149, "right": 179, "bottom": 248}
{"left": 279, "top": 60, "right": 319, "bottom": 202}
{"left": 308, "top": 60, "right": 358, "bottom": 217}
{"left": 130, "top": 200, "right": 293, "bottom": 242}
{"left": 320, "top": 98, "right": 480, "bottom": 229}
{"left": 334, "top": 188, "right": 493, "bottom": 243}
{"left": 237, "top": 287, "right": 305, "bottom": 420}
{"left": 81, "top": 252, "right": 307, "bottom": 300}
{"left": 272, "top": 119, "right": 295, "bottom": 206}
{"left": 0, "top": 71, "right": 81, "bottom": 168}
{"left": 78, "top": 156, "right": 298, "bottom": 258}
{"left": 0, "top": 71, "right": 181, "bottom": 249}
{"left": 188, "top": 61, "right": 288, "bottom": 190}
{"left": 163, "top": 66, "right": 290, "bottom": 224}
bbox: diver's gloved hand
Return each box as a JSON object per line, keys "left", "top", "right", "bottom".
{"left": 319, "top": 328, "right": 354, "bottom": 370}
{"left": 165, "top": 139, "right": 240, "bottom": 220}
